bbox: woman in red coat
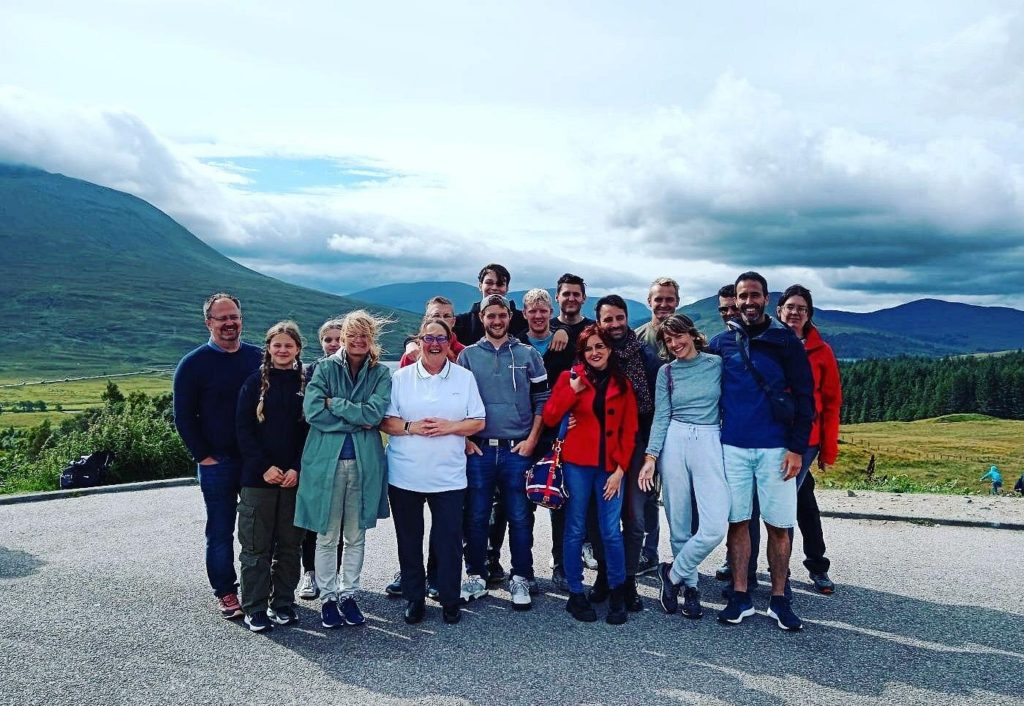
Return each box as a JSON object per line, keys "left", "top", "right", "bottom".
{"left": 777, "top": 285, "right": 841, "bottom": 594}
{"left": 542, "top": 324, "right": 638, "bottom": 625}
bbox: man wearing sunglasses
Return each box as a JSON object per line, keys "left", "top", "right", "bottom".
{"left": 173, "top": 293, "right": 263, "bottom": 621}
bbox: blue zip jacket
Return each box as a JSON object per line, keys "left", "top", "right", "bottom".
{"left": 708, "top": 318, "right": 814, "bottom": 454}
{"left": 457, "top": 336, "right": 549, "bottom": 439}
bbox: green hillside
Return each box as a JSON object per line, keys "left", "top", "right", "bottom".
{"left": 0, "top": 164, "right": 419, "bottom": 377}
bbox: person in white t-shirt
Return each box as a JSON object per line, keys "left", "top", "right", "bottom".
{"left": 381, "top": 319, "right": 485, "bottom": 626}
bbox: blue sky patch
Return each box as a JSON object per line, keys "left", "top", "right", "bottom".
{"left": 205, "top": 156, "right": 395, "bottom": 193}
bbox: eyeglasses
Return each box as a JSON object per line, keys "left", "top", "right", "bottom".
{"left": 583, "top": 343, "right": 609, "bottom": 353}
{"left": 781, "top": 305, "right": 809, "bottom": 314}
{"left": 421, "top": 334, "right": 449, "bottom": 344}
{"left": 207, "top": 314, "right": 241, "bottom": 322}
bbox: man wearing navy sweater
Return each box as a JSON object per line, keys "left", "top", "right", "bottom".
{"left": 173, "top": 293, "right": 262, "bottom": 619}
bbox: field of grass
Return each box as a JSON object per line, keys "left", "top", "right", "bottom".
{"left": 0, "top": 373, "right": 173, "bottom": 428}
{"left": 825, "top": 414, "right": 1024, "bottom": 493}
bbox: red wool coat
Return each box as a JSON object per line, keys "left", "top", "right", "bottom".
{"left": 542, "top": 364, "right": 638, "bottom": 473}
{"left": 804, "top": 325, "right": 842, "bottom": 465}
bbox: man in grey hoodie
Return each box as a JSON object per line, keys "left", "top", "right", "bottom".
{"left": 457, "top": 294, "right": 550, "bottom": 610}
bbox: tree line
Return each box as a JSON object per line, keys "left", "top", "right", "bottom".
{"left": 840, "top": 351, "right": 1024, "bottom": 423}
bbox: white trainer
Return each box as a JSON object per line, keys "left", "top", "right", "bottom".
{"left": 582, "top": 542, "right": 599, "bottom": 570}
{"left": 298, "top": 570, "right": 319, "bottom": 599}
{"left": 459, "top": 575, "right": 488, "bottom": 604}
{"left": 509, "top": 575, "right": 532, "bottom": 611}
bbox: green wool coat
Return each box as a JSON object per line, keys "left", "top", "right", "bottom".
{"left": 295, "top": 353, "right": 392, "bottom": 535}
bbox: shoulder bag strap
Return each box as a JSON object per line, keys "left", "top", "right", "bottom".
{"left": 733, "top": 329, "right": 775, "bottom": 398}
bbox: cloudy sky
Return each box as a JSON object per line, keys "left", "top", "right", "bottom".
{"left": 2, "top": 1, "right": 1022, "bottom": 310}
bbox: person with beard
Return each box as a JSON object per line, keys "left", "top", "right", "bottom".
{"left": 548, "top": 273, "right": 594, "bottom": 355}
{"left": 717, "top": 284, "right": 740, "bottom": 328}
{"left": 635, "top": 277, "right": 681, "bottom": 361}
{"left": 453, "top": 264, "right": 529, "bottom": 344}
{"left": 173, "top": 293, "right": 263, "bottom": 621}
{"left": 708, "top": 272, "right": 814, "bottom": 631}
{"left": 543, "top": 324, "right": 638, "bottom": 624}
{"left": 587, "top": 294, "right": 662, "bottom": 611}
{"left": 457, "top": 294, "right": 549, "bottom": 611}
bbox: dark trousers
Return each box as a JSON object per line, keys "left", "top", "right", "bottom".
{"left": 389, "top": 485, "right": 463, "bottom": 608}
{"left": 301, "top": 530, "right": 343, "bottom": 573}
{"left": 197, "top": 457, "right": 241, "bottom": 598}
{"left": 749, "top": 446, "right": 830, "bottom": 576}
{"left": 237, "top": 486, "right": 304, "bottom": 614}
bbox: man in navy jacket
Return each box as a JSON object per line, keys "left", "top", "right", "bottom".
{"left": 173, "top": 293, "right": 262, "bottom": 620}
{"left": 708, "top": 272, "right": 814, "bottom": 631}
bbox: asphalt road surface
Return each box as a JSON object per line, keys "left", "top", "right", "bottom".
{"left": 1, "top": 486, "right": 1020, "bottom": 706}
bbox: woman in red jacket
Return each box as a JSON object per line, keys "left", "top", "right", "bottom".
{"left": 542, "top": 324, "right": 638, "bottom": 624}
{"left": 777, "top": 285, "right": 841, "bottom": 594}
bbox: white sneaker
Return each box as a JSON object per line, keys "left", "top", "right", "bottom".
{"left": 509, "top": 575, "right": 532, "bottom": 611}
{"left": 298, "top": 571, "right": 319, "bottom": 599}
{"left": 548, "top": 557, "right": 555, "bottom": 569}
{"left": 459, "top": 575, "right": 488, "bottom": 604}
{"left": 582, "top": 543, "right": 599, "bottom": 570}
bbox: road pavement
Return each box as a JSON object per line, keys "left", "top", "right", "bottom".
{"left": 1, "top": 486, "right": 1021, "bottom": 706}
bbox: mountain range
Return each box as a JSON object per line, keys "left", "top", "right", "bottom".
{"left": 3, "top": 162, "right": 1022, "bottom": 376}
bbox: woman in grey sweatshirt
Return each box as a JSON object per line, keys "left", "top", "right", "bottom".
{"left": 638, "top": 314, "right": 728, "bottom": 620}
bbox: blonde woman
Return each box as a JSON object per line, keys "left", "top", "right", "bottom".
{"left": 296, "top": 310, "right": 393, "bottom": 630}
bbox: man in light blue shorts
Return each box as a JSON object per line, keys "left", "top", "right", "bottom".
{"left": 707, "top": 272, "right": 814, "bottom": 631}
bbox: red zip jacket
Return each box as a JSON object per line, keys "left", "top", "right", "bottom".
{"left": 542, "top": 364, "right": 638, "bottom": 472}
{"left": 804, "top": 325, "right": 842, "bottom": 465}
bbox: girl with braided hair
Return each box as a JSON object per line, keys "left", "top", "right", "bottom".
{"left": 235, "top": 320, "right": 310, "bottom": 632}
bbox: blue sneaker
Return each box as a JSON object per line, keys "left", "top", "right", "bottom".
{"left": 340, "top": 597, "right": 365, "bottom": 626}
{"left": 321, "top": 600, "right": 344, "bottom": 629}
{"left": 244, "top": 611, "right": 273, "bottom": 633}
{"left": 717, "top": 591, "right": 755, "bottom": 625}
{"left": 681, "top": 586, "right": 703, "bottom": 619}
{"left": 657, "top": 563, "right": 680, "bottom": 614}
{"left": 767, "top": 595, "right": 803, "bottom": 631}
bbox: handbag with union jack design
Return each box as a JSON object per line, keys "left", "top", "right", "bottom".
{"left": 525, "top": 414, "right": 570, "bottom": 510}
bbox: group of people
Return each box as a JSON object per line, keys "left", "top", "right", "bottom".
{"left": 172, "top": 263, "right": 842, "bottom": 634}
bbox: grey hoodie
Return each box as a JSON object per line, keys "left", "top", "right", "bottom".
{"left": 457, "top": 336, "right": 549, "bottom": 439}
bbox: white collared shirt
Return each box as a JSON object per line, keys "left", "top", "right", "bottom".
{"left": 385, "top": 359, "right": 485, "bottom": 493}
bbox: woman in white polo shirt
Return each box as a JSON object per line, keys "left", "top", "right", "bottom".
{"left": 381, "top": 319, "right": 485, "bottom": 625}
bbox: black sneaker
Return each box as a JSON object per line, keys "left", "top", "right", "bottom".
{"left": 442, "top": 604, "right": 461, "bottom": 624}
{"left": 404, "top": 599, "right": 425, "bottom": 624}
{"left": 267, "top": 605, "right": 299, "bottom": 625}
{"left": 717, "top": 591, "right": 755, "bottom": 625}
{"left": 635, "top": 553, "right": 658, "bottom": 576}
{"left": 485, "top": 558, "right": 506, "bottom": 584}
{"left": 681, "top": 586, "right": 703, "bottom": 619}
{"left": 588, "top": 577, "right": 609, "bottom": 604}
{"left": 715, "top": 562, "right": 732, "bottom": 581}
{"left": 767, "top": 595, "right": 803, "bottom": 631}
{"left": 566, "top": 592, "right": 597, "bottom": 622}
{"left": 810, "top": 571, "right": 835, "bottom": 595}
{"left": 426, "top": 583, "right": 440, "bottom": 601}
{"left": 622, "top": 576, "right": 643, "bottom": 612}
{"left": 244, "top": 611, "right": 273, "bottom": 633}
{"left": 657, "top": 563, "right": 680, "bottom": 614}
{"left": 339, "top": 597, "right": 365, "bottom": 626}
{"left": 606, "top": 586, "right": 628, "bottom": 625}
{"left": 551, "top": 567, "right": 569, "bottom": 592}
{"left": 385, "top": 571, "right": 402, "bottom": 597}
{"left": 527, "top": 578, "right": 539, "bottom": 596}
{"left": 321, "top": 600, "right": 344, "bottom": 629}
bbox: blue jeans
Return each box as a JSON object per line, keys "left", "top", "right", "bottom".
{"left": 464, "top": 444, "right": 534, "bottom": 579}
{"left": 197, "top": 457, "right": 241, "bottom": 598}
{"left": 563, "top": 462, "right": 625, "bottom": 594}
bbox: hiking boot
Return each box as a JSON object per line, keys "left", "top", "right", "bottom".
{"left": 244, "top": 611, "right": 273, "bottom": 633}
{"left": 622, "top": 576, "right": 643, "bottom": 612}
{"left": 636, "top": 552, "right": 658, "bottom": 576}
{"left": 218, "top": 593, "right": 243, "bottom": 620}
{"left": 810, "top": 571, "right": 835, "bottom": 595}
{"left": 385, "top": 571, "right": 402, "bottom": 597}
{"left": 715, "top": 562, "right": 731, "bottom": 581}
{"left": 298, "top": 571, "right": 319, "bottom": 600}
{"left": 582, "top": 542, "right": 599, "bottom": 570}
{"left": 267, "top": 605, "right": 298, "bottom": 625}
{"left": 566, "top": 592, "right": 597, "bottom": 622}
{"left": 587, "top": 575, "right": 609, "bottom": 604}
{"left": 485, "top": 558, "right": 506, "bottom": 584}
{"left": 767, "top": 595, "right": 803, "bottom": 631}
{"left": 321, "top": 600, "right": 344, "bottom": 629}
{"left": 606, "top": 585, "right": 628, "bottom": 625}
{"left": 681, "top": 586, "right": 703, "bottom": 619}
{"left": 657, "top": 563, "right": 680, "bottom": 614}
{"left": 459, "top": 575, "right": 488, "bottom": 604}
{"left": 551, "top": 566, "right": 569, "bottom": 592}
{"left": 717, "top": 591, "right": 755, "bottom": 625}
{"left": 509, "top": 575, "right": 532, "bottom": 611}
{"left": 339, "top": 597, "right": 365, "bottom": 626}
{"left": 442, "top": 603, "right": 461, "bottom": 624}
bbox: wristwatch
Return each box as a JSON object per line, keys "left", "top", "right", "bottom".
{"left": 404, "top": 421, "right": 412, "bottom": 435}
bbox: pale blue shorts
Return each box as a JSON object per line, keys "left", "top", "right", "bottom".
{"left": 722, "top": 445, "right": 797, "bottom": 529}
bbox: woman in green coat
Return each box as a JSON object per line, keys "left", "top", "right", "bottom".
{"left": 296, "top": 310, "right": 392, "bottom": 630}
